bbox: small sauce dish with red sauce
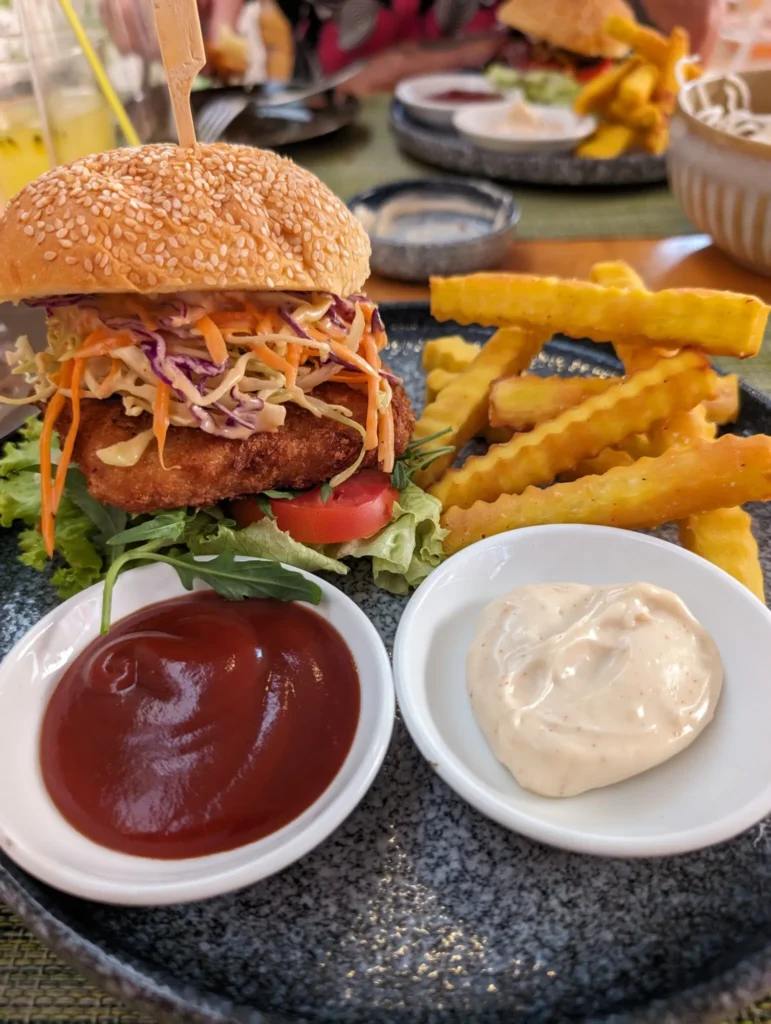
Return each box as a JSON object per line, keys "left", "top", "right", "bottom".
{"left": 0, "top": 561, "right": 393, "bottom": 905}
{"left": 395, "top": 73, "right": 516, "bottom": 128}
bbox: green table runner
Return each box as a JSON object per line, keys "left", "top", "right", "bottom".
{"left": 288, "top": 95, "right": 697, "bottom": 241}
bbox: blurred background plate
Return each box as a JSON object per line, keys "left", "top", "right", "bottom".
{"left": 191, "top": 87, "right": 360, "bottom": 148}
{"left": 0, "top": 303, "right": 45, "bottom": 441}
{"left": 390, "top": 100, "right": 668, "bottom": 187}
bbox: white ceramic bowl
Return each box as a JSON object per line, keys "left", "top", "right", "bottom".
{"left": 0, "top": 562, "right": 394, "bottom": 905}
{"left": 453, "top": 101, "right": 596, "bottom": 153}
{"left": 395, "top": 73, "right": 507, "bottom": 127}
{"left": 393, "top": 525, "right": 771, "bottom": 858}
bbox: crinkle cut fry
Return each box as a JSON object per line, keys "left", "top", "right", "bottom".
{"left": 442, "top": 434, "right": 771, "bottom": 554}
{"left": 412, "top": 326, "right": 549, "bottom": 489}
{"left": 649, "top": 407, "right": 765, "bottom": 601}
{"left": 421, "top": 335, "right": 480, "bottom": 373}
{"left": 489, "top": 375, "right": 614, "bottom": 429}
{"left": 430, "top": 274, "right": 769, "bottom": 358}
{"left": 680, "top": 507, "right": 765, "bottom": 601}
{"left": 430, "top": 349, "right": 716, "bottom": 510}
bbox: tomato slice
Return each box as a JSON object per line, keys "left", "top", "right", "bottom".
{"left": 231, "top": 470, "right": 398, "bottom": 545}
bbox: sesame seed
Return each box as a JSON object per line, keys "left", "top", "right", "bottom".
{"left": 44, "top": 251, "right": 56, "bottom": 260}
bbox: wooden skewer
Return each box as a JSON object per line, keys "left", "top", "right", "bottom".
{"left": 151, "top": 0, "right": 206, "bottom": 147}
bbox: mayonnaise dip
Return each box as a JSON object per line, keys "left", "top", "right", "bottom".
{"left": 467, "top": 582, "right": 723, "bottom": 797}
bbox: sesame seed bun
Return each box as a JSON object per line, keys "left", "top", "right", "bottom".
{"left": 497, "top": 0, "right": 633, "bottom": 59}
{"left": 0, "top": 143, "right": 371, "bottom": 302}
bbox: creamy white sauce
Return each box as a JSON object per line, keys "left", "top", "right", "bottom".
{"left": 467, "top": 582, "right": 723, "bottom": 797}
{"left": 491, "top": 99, "right": 571, "bottom": 139}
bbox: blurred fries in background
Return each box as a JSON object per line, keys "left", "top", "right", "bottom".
{"left": 574, "top": 14, "right": 702, "bottom": 158}
{"left": 414, "top": 266, "right": 770, "bottom": 601}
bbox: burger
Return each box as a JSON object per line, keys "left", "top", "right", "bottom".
{"left": 496, "top": 0, "right": 634, "bottom": 82}
{"left": 0, "top": 144, "right": 445, "bottom": 598}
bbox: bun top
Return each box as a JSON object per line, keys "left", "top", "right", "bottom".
{"left": 0, "top": 143, "right": 371, "bottom": 302}
{"left": 497, "top": 0, "right": 634, "bottom": 59}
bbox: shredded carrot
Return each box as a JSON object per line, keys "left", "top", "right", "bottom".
{"left": 208, "top": 311, "right": 255, "bottom": 333}
{"left": 329, "top": 372, "right": 369, "bottom": 386}
{"left": 153, "top": 381, "right": 172, "bottom": 470}
{"left": 196, "top": 315, "right": 228, "bottom": 364}
{"left": 96, "top": 358, "right": 121, "bottom": 399}
{"left": 378, "top": 404, "right": 395, "bottom": 473}
{"left": 39, "top": 361, "right": 74, "bottom": 557}
{"left": 285, "top": 343, "right": 301, "bottom": 389}
{"left": 72, "top": 330, "right": 133, "bottom": 360}
{"left": 329, "top": 341, "right": 377, "bottom": 377}
{"left": 362, "top": 333, "right": 381, "bottom": 452}
{"left": 251, "top": 343, "right": 293, "bottom": 377}
{"left": 52, "top": 359, "right": 85, "bottom": 512}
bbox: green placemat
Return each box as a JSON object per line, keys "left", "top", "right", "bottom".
{"left": 286, "top": 95, "right": 697, "bottom": 241}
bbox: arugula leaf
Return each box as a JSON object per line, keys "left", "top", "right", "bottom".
{"left": 320, "top": 481, "right": 333, "bottom": 503}
{"left": 256, "top": 494, "right": 275, "bottom": 519}
{"left": 263, "top": 489, "right": 298, "bottom": 500}
{"left": 100, "top": 549, "right": 321, "bottom": 632}
{"left": 65, "top": 467, "right": 127, "bottom": 553}
{"left": 391, "top": 427, "right": 455, "bottom": 489}
{"left": 107, "top": 510, "right": 188, "bottom": 547}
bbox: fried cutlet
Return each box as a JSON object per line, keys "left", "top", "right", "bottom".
{"left": 58, "top": 381, "right": 414, "bottom": 514}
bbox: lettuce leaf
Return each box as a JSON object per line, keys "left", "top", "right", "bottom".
{"left": 0, "top": 417, "right": 103, "bottom": 598}
{"left": 189, "top": 515, "right": 349, "bottom": 576}
{"left": 327, "top": 483, "right": 447, "bottom": 595}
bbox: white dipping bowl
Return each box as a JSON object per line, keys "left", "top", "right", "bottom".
{"left": 394, "top": 525, "right": 771, "bottom": 858}
{"left": 0, "top": 562, "right": 394, "bottom": 905}
{"left": 395, "top": 73, "right": 508, "bottom": 127}
{"left": 454, "top": 101, "right": 596, "bottom": 153}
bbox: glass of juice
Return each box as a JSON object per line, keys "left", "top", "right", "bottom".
{"left": 0, "top": 16, "right": 117, "bottom": 203}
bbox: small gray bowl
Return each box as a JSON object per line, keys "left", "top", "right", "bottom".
{"left": 348, "top": 177, "right": 519, "bottom": 282}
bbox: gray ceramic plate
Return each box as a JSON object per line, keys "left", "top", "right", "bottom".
{"left": 390, "top": 101, "right": 668, "bottom": 187}
{"left": 0, "top": 304, "right": 770, "bottom": 1023}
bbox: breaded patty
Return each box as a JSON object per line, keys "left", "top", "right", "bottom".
{"left": 57, "top": 381, "right": 414, "bottom": 514}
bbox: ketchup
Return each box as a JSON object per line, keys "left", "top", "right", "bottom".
{"left": 427, "top": 89, "right": 503, "bottom": 103}
{"left": 40, "top": 593, "right": 360, "bottom": 859}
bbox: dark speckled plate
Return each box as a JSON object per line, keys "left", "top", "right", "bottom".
{"left": 1, "top": 304, "right": 770, "bottom": 1024}
{"left": 390, "top": 101, "right": 668, "bottom": 187}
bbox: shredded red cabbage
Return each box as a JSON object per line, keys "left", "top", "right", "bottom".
{"left": 279, "top": 307, "right": 312, "bottom": 339}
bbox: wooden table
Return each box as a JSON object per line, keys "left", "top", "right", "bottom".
{"left": 366, "top": 233, "right": 771, "bottom": 393}
{"left": 366, "top": 234, "right": 771, "bottom": 304}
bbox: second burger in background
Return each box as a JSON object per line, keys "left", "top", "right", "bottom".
{"left": 0, "top": 143, "right": 446, "bottom": 597}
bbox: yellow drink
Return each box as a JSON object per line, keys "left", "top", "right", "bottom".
{"left": 0, "top": 88, "right": 115, "bottom": 201}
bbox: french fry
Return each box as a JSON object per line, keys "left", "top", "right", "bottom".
{"left": 576, "top": 123, "right": 635, "bottom": 159}
{"left": 574, "top": 56, "right": 641, "bottom": 116}
{"left": 680, "top": 507, "right": 765, "bottom": 601}
{"left": 560, "top": 447, "right": 635, "bottom": 481}
{"left": 604, "top": 14, "right": 670, "bottom": 66}
{"left": 607, "top": 99, "right": 663, "bottom": 129}
{"left": 588, "top": 260, "right": 676, "bottom": 371}
{"left": 425, "top": 367, "right": 458, "bottom": 404}
{"left": 430, "top": 274, "right": 769, "bottom": 358}
{"left": 443, "top": 434, "right": 771, "bottom": 554}
{"left": 640, "top": 120, "right": 669, "bottom": 155}
{"left": 483, "top": 425, "right": 514, "bottom": 445}
{"left": 618, "top": 61, "right": 659, "bottom": 109}
{"left": 430, "top": 351, "right": 716, "bottom": 510}
{"left": 412, "top": 326, "right": 549, "bottom": 488}
{"left": 704, "top": 374, "right": 740, "bottom": 424}
{"left": 421, "top": 335, "right": 480, "bottom": 374}
{"left": 489, "top": 375, "right": 614, "bottom": 429}
{"left": 656, "top": 26, "right": 689, "bottom": 115}
{"left": 588, "top": 260, "right": 645, "bottom": 291}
